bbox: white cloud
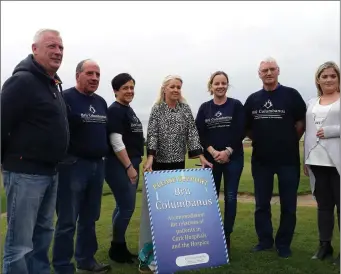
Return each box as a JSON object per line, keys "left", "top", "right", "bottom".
{"left": 1, "top": 0, "right": 340, "bottom": 128}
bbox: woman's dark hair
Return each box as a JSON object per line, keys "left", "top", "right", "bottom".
{"left": 111, "top": 73, "right": 136, "bottom": 91}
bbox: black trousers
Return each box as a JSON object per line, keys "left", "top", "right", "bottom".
{"left": 252, "top": 162, "right": 300, "bottom": 248}
{"left": 152, "top": 161, "right": 185, "bottom": 171}
{"left": 310, "top": 165, "right": 340, "bottom": 242}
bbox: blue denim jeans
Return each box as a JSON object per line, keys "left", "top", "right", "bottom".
{"left": 52, "top": 157, "right": 105, "bottom": 274}
{"left": 212, "top": 154, "right": 244, "bottom": 236}
{"left": 2, "top": 170, "right": 58, "bottom": 274}
{"left": 105, "top": 155, "right": 141, "bottom": 243}
{"left": 252, "top": 162, "right": 300, "bottom": 249}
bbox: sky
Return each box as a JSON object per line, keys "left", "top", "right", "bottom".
{"left": 1, "top": 1, "right": 340, "bottom": 133}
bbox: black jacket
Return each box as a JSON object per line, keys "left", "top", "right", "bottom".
{"left": 1, "top": 54, "right": 69, "bottom": 175}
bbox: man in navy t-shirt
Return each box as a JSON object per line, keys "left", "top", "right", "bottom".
{"left": 52, "top": 59, "right": 110, "bottom": 273}
{"left": 244, "top": 57, "right": 306, "bottom": 258}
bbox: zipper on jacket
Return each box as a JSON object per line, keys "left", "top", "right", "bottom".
{"left": 47, "top": 81, "right": 70, "bottom": 153}
{"left": 57, "top": 84, "right": 70, "bottom": 154}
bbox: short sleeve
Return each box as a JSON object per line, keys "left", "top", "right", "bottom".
{"left": 101, "top": 97, "right": 108, "bottom": 113}
{"left": 291, "top": 89, "right": 307, "bottom": 121}
{"left": 107, "top": 106, "right": 125, "bottom": 135}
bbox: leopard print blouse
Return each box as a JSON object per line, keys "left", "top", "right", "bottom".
{"left": 146, "top": 101, "right": 203, "bottom": 163}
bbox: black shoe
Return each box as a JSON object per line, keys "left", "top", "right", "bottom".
{"left": 333, "top": 253, "right": 340, "bottom": 266}
{"left": 108, "top": 241, "right": 134, "bottom": 264}
{"left": 123, "top": 242, "right": 138, "bottom": 259}
{"left": 277, "top": 247, "right": 292, "bottom": 258}
{"left": 252, "top": 243, "right": 273, "bottom": 252}
{"left": 76, "top": 261, "right": 110, "bottom": 273}
{"left": 311, "top": 241, "right": 333, "bottom": 260}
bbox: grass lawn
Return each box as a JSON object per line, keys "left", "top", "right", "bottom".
{"left": 0, "top": 144, "right": 311, "bottom": 214}
{"left": 0, "top": 191, "right": 5, "bottom": 215}
{"left": 1, "top": 193, "right": 339, "bottom": 274}
{"left": 102, "top": 144, "right": 311, "bottom": 197}
{"left": 0, "top": 177, "right": 4, "bottom": 215}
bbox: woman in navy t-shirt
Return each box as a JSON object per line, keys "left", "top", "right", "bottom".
{"left": 105, "top": 73, "right": 144, "bottom": 264}
{"left": 195, "top": 71, "right": 245, "bottom": 254}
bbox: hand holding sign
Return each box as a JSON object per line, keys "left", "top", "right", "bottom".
{"left": 199, "top": 155, "right": 213, "bottom": 168}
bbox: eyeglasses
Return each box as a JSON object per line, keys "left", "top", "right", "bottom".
{"left": 259, "top": 67, "right": 278, "bottom": 74}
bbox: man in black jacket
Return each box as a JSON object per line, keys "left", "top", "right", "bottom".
{"left": 1, "top": 29, "right": 69, "bottom": 274}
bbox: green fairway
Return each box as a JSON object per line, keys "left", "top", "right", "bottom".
{"left": 102, "top": 144, "right": 311, "bottom": 197}
{"left": 0, "top": 144, "right": 311, "bottom": 214}
{"left": 1, "top": 193, "right": 339, "bottom": 274}
{"left": 0, "top": 178, "right": 4, "bottom": 215}
{"left": 97, "top": 195, "right": 340, "bottom": 274}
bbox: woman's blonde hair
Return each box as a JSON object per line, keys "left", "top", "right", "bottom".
{"left": 315, "top": 61, "right": 340, "bottom": 96}
{"left": 155, "top": 75, "right": 187, "bottom": 104}
{"left": 207, "top": 71, "right": 229, "bottom": 95}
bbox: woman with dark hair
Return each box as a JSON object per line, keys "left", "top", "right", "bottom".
{"left": 105, "top": 73, "right": 144, "bottom": 264}
{"left": 195, "top": 71, "right": 245, "bottom": 254}
{"left": 304, "top": 61, "right": 340, "bottom": 265}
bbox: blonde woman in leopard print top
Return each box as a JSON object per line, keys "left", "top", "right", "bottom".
{"left": 143, "top": 75, "right": 212, "bottom": 172}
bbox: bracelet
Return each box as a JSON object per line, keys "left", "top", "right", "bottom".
{"left": 225, "top": 147, "right": 233, "bottom": 155}
{"left": 125, "top": 163, "right": 132, "bottom": 171}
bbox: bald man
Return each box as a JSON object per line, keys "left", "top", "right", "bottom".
{"left": 52, "top": 59, "right": 110, "bottom": 274}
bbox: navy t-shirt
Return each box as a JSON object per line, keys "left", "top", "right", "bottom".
{"left": 62, "top": 87, "right": 109, "bottom": 159}
{"left": 195, "top": 98, "right": 245, "bottom": 161}
{"left": 107, "top": 101, "right": 144, "bottom": 158}
{"left": 244, "top": 84, "right": 306, "bottom": 165}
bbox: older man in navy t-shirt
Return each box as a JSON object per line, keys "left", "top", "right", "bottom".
{"left": 52, "top": 59, "right": 110, "bottom": 274}
{"left": 244, "top": 57, "right": 306, "bottom": 258}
